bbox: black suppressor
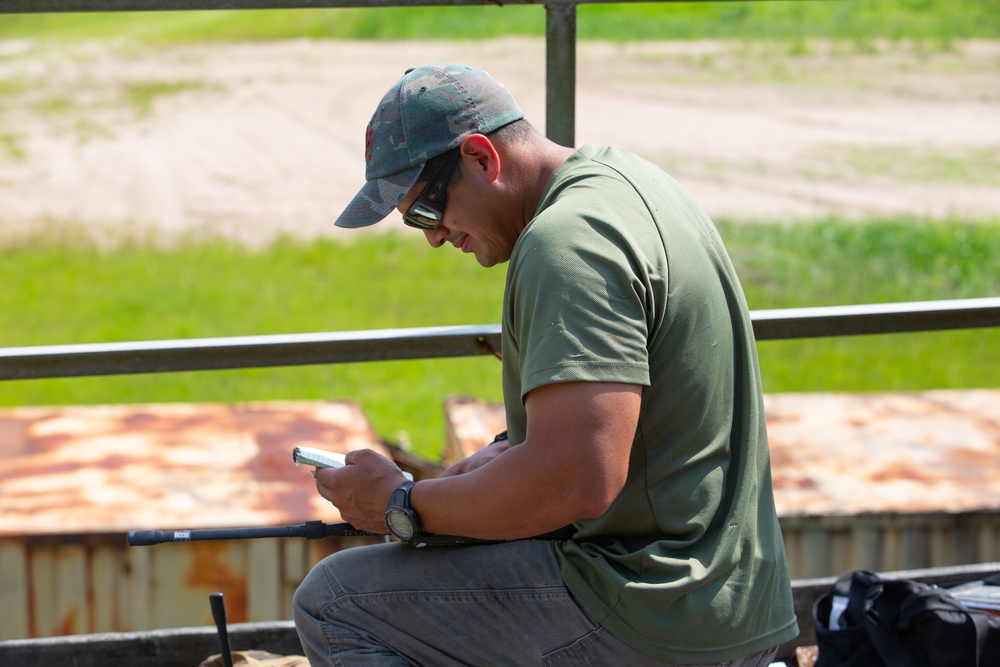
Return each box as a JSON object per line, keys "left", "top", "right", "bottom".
{"left": 127, "top": 520, "right": 375, "bottom": 546}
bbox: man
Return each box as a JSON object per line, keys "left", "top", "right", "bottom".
{"left": 293, "top": 62, "right": 798, "bottom": 666}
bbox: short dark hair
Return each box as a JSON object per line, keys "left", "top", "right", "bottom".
{"left": 489, "top": 117, "right": 537, "bottom": 145}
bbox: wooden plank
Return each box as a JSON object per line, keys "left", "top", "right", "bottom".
{"left": 0, "top": 540, "right": 29, "bottom": 640}
{"left": 850, "top": 522, "right": 879, "bottom": 572}
{"left": 281, "top": 538, "right": 306, "bottom": 619}
{"left": 247, "top": 539, "right": 281, "bottom": 622}
{"left": 90, "top": 543, "right": 118, "bottom": 633}
{"left": 952, "top": 521, "right": 979, "bottom": 565}
{"left": 930, "top": 522, "right": 951, "bottom": 567}
{"left": 119, "top": 540, "right": 151, "bottom": 632}
{"left": 882, "top": 524, "right": 902, "bottom": 572}
{"left": 827, "top": 528, "right": 850, "bottom": 576}
{"left": 978, "top": 519, "right": 998, "bottom": 563}
{"left": 54, "top": 544, "right": 89, "bottom": 636}
{"left": 30, "top": 547, "right": 55, "bottom": 638}
{"left": 899, "top": 525, "right": 930, "bottom": 571}
{"left": 800, "top": 527, "right": 830, "bottom": 579}
{"left": 781, "top": 526, "right": 802, "bottom": 580}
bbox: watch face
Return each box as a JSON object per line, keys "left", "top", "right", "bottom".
{"left": 385, "top": 508, "right": 416, "bottom": 540}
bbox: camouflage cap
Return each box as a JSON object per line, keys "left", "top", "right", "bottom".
{"left": 334, "top": 63, "right": 525, "bottom": 228}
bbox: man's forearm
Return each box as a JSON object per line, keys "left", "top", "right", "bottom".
{"left": 405, "top": 382, "right": 639, "bottom": 541}
{"left": 410, "top": 441, "right": 600, "bottom": 541}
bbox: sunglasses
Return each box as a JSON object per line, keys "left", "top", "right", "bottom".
{"left": 402, "top": 149, "right": 461, "bottom": 230}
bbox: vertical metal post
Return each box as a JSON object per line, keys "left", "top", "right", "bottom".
{"left": 545, "top": 2, "right": 577, "bottom": 148}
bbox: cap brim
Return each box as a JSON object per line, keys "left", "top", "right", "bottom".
{"left": 334, "top": 164, "right": 424, "bottom": 229}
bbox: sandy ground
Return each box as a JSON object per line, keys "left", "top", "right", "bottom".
{"left": 0, "top": 37, "right": 998, "bottom": 246}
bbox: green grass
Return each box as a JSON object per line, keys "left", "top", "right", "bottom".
{"left": 1, "top": 220, "right": 997, "bottom": 461}
{"left": 0, "top": 133, "right": 26, "bottom": 160}
{"left": 1, "top": 1, "right": 997, "bottom": 48}
{"left": 818, "top": 145, "right": 1000, "bottom": 187}
{"left": 0, "top": 232, "right": 509, "bottom": 460}
{"left": 123, "top": 81, "right": 215, "bottom": 118}
{"left": 719, "top": 220, "right": 1000, "bottom": 394}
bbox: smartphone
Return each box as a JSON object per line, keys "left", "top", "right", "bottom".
{"left": 292, "top": 446, "right": 413, "bottom": 481}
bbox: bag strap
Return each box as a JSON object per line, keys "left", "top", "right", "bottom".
{"left": 863, "top": 585, "right": 921, "bottom": 667}
{"left": 971, "top": 609, "right": 992, "bottom": 665}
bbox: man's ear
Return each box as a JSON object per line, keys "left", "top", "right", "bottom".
{"left": 459, "top": 134, "right": 500, "bottom": 183}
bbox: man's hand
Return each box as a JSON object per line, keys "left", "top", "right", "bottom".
{"left": 439, "top": 439, "right": 511, "bottom": 478}
{"left": 313, "top": 449, "right": 410, "bottom": 534}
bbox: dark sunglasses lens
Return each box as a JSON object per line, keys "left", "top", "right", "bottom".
{"left": 404, "top": 202, "right": 443, "bottom": 229}
{"left": 403, "top": 149, "right": 458, "bottom": 230}
{"left": 403, "top": 215, "right": 434, "bottom": 230}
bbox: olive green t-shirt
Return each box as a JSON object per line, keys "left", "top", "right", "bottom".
{"left": 501, "top": 145, "right": 798, "bottom": 664}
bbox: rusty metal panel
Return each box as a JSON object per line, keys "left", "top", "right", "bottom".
{"left": 445, "top": 389, "right": 1000, "bottom": 580}
{"left": 3, "top": 391, "right": 997, "bottom": 636}
{"left": 443, "top": 395, "right": 506, "bottom": 468}
{"left": 769, "top": 393, "right": 1000, "bottom": 576}
{"left": 1, "top": 532, "right": 379, "bottom": 641}
{"left": 152, "top": 541, "right": 247, "bottom": 630}
{"left": 0, "top": 400, "right": 389, "bottom": 640}
{"left": 0, "top": 400, "right": 388, "bottom": 536}
{"left": 765, "top": 390, "right": 1000, "bottom": 516}
{"left": 446, "top": 390, "right": 1000, "bottom": 516}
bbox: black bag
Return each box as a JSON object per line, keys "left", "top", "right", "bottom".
{"left": 814, "top": 569, "right": 1000, "bottom": 667}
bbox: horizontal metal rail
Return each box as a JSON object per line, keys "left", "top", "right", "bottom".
{"left": 0, "top": 325, "right": 502, "bottom": 381}
{"left": 750, "top": 297, "right": 1000, "bottom": 341}
{"left": 1, "top": 298, "right": 997, "bottom": 381}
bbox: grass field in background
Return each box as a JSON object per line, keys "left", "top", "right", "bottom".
{"left": 2, "top": 220, "right": 997, "bottom": 460}
{"left": 1, "top": 1, "right": 998, "bottom": 47}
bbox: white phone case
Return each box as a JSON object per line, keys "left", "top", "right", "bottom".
{"left": 292, "top": 446, "right": 346, "bottom": 469}
{"left": 292, "top": 446, "right": 413, "bottom": 480}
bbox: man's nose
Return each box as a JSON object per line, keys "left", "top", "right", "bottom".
{"left": 423, "top": 225, "right": 449, "bottom": 248}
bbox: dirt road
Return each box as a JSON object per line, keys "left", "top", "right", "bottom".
{"left": 0, "top": 38, "right": 998, "bottom": 246}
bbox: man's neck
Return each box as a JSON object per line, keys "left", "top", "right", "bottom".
{"left": 519, "top": 140, "right": 577, "bottom": 227}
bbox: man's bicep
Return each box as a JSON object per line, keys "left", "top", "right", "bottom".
{"left": 523, "top": 382, "right": 641, "bottom": 513}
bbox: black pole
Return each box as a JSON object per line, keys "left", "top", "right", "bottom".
{"left": 209, "top": 593, "right": 235, "bottom": 667}
{"left": 127, "top": 520, "right": 375, "bottom": 546}
{"left": 546, "top": 2, "right": 577, "bottom": 148}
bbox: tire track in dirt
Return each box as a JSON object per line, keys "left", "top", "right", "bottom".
{"left": 0, "top": 38, "right": 997, "bottom": 247}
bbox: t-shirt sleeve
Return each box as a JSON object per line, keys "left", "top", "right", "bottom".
{"left": 506, "top": 205, "right": 653, "bottom": 400}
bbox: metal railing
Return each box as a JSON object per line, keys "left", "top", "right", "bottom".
{"left": 2, "top": 298, "right": 998, "bottom": 381}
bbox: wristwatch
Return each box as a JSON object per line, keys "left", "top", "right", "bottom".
{"left": 384, "top": 481, "right": 422, "bottom": 543}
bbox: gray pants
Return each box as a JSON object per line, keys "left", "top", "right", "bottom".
{"left": 292, "top": 540, "right": 778, "bottom": 667}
